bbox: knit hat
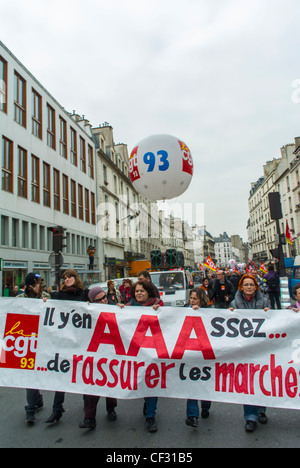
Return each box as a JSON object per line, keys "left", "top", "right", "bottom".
{"left": 88, "top": 287, "right": 106, "bottom": 303}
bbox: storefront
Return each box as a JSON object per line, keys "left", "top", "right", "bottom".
{"left": 2, "top": 261, "right": 27, "bottom": 296}
{"left": 105, "top": 257, "right": 129, "bottom": 280}
{"left": 1, "top": 261, "right": 54, "bottom": 296}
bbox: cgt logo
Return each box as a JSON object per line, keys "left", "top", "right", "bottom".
{"left": 178, "top": 140, "right": 193, "bottom": 176}
{"left": 0, "top": 314, "right": 40, "bottom": 370}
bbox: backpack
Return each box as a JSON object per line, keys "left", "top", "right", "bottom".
{"left": 268, "top": 274, "right": 279, "bottom": 292}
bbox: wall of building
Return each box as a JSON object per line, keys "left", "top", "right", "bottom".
{"left": 0, "top": 41, "right": 98, "bottom": 294}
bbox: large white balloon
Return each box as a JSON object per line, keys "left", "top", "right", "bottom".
{"left": 129, "top": 134, "right": 194, "bottom": 200}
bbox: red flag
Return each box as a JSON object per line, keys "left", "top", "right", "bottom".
{"left": 260, "top": 263, "right": 268, "bottom": 274}
{"left": 286, "top": 220, "right": 294, "bottom": 245}
{"left": 204, "top": 255, "right": 216, "bottom": 272}
{"left": 248, "top": 258, "right": 259, "bottom": 270}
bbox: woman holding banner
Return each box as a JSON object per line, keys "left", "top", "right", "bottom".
{"left": 119, "top": 280, "right": 163, "bottom": 433}
{"left": 79, "top": 286, "right": 118, "bottom": 429}
{"left": 184, "top": 288, "right": 210, "bottom": 428}
{"left": 17, "top": 272, "right": 50, "bottom": 424}
{"left": 45, "top": 269, "right": 88, "bottom": 424}
{"left": 230, "top": 274, "right": 270, "bottom": 433}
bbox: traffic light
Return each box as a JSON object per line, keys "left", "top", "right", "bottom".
{"left": 270, "top": 248, "right": 279, "bottom": 259}
{"left": 48, "top": 226, "right": 67, "bottom": 252}
{"left": 280, "top": 233, "right": 287, "bottom": 245}
{"left": 150, "top": 250, "right": 164, "bottom": 268}
{"left": 268, "top": 192, "right": 283, "bottom": 220}
{"left": 165, "top": 249, "right": 178, "bottom": 268}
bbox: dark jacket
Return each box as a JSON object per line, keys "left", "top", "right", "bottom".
{"left": 264, "top": 271, "right": 280, "bottom": 293}
{"left": 121, "top": 287, "right": 131, "bottom": 304}
{"left": 54, "top": 287, "right": 89, "bottom": 302}
{"left": 208, "top": 278, "right": 235, "bottom": 308}
{"left": 229, "top": 274, "right": 240, "bottom": 293}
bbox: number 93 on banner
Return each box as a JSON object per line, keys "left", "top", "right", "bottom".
{"left": 129, "top": 134, "right": 194, "bottom": 201}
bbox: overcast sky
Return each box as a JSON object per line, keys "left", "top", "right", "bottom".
{"left": 2, "top": 0, "right": 300, "bottom": 240}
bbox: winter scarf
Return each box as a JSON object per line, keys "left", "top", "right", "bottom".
{"left": 127, "top": 297, "right": 162, "bottom": 307}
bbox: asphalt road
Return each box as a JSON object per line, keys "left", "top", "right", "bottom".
{"left": 0, "top": 387, "right": 300, "bottom": 449}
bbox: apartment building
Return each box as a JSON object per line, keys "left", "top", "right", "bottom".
{"left": 214, "top": 232, "right": 233, "bottom": 268}
{"left": 0, "top": 41, "right": 98, "bottom": 294}
{"left": 0, "top": 41, "right": 205, "bottom": 289}
{"left": 248, "top": 141, "right": 300, "bottom": 263}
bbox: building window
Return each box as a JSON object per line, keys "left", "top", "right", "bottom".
{"left": 53, "top": 169, "right": 60, "bottom": 211}
{"left": 62, "top": 174, "right": 69, "bottom": 215}
{"left": 31, "top": 223, "right": 37, "bottom": 249}
{"left": 78, "top": 184, "right": 83, "bottom": 220}
{"left": 91, "top": 192, "right": 96, "bottom": 225}
{"left": 80, "top": 137, "right": 86, "bottom": 173}
{"left": 103, "top": 165, "right": 108, "bottom": 185}
{"left": 59, "top": 116, "right": 67, "bottom": 158}
{"left": 70, "top": 127, "right": 77, "bottom": 165}
{"left": 39, "top": 225, "right": 45, "bottom": 250}
{"left": 14, "top": 71, "right": 26, "bottom": 127}
{"left": 88, "top": 145, "right": 94, "bottom": 179}
{"left": 71, "top": 179, "right": 76, "bottom": 218}
{"left": 0, "top": 215, "right": 9, "bottom": 246}
{"left": 12, "top": 218, "right": 19, "bottom": 247}
{"left": 2, "top": 137, "right": 13, "bottom": 193}
{"left": 43, "top": 162, "right": 50, "bottom": 207}
{"left": 17, "top": 146, "right": 27, "bottom": 198}
{"left": 85, "top": 189, "right": 90, "bottom": 223}
{"left": 32, "top": 89, "right": 42, "bottom": 139}
{"left": 22, "top": 221, "right": 29, "bottom": 248}
{"left": 0, "top": 56, "right": 7, "bottom": 113}
{"left": 31, "top": 155, "right": 40, "bottom": 203}
{"left": 47, "top": 104, "right": 56, "bottom": 149}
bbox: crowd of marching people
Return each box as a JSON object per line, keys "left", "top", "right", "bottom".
{"left": 10, "top": 265, "right": 298, "bottom": 434}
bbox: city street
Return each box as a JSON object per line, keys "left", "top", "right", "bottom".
{"left": 0, "top": 387, "right": 299, "bottom": 449}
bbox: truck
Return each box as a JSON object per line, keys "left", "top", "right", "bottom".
{"left": 149, "top": 269, "right": 194, "bottom": 307}
{"left": 128, "top": 259, "right": 152, "bottom": 277}
{"left": 285, "top": 256, "right": 300, "bottom": 298}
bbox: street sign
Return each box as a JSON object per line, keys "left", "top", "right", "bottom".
{"left": 48, "top": 252, "right": 64, "bottom": 268}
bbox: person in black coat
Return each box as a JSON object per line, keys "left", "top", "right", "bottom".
{"left": 53, "top": 269, "right": 88, "bottom": 302}
{"left": 264, "top": 265, "right": 281, "bottom": 309}
{"left": 208, "top": 270, "right": 235, "bottom": 308}
{"left": 45, "top": 269, "right": 88, "bottom": 424}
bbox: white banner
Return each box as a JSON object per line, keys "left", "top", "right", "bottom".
{"left": 0, "top": 298, "right": 299, "bottom": 409}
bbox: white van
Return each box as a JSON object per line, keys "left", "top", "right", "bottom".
{"left": 149, "top": 269, "right": 194, "bottom": 307}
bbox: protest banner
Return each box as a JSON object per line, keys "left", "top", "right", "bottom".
{"left": 0, "top": 298, "right": 299, "bottom": 410}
